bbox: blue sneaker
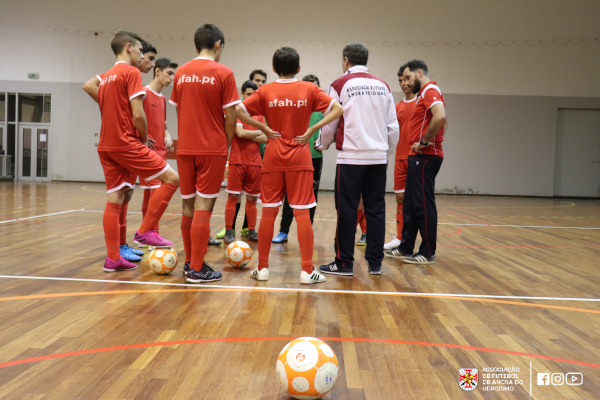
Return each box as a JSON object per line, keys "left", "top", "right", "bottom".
{"left": 272, "top": 232, "right": 288, "bottom": 243}
{"left": 122, "top": 244, "right": 144, "bottom": 256}
{"left": 119, "top": 244, "right": 142, "bottom": 262}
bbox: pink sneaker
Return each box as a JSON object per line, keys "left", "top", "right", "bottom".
{"left": 104, "top": 256, "right": 137, "bottom": 272}
{"left": 134, "top": 230, "right": 174, "bottom": 248}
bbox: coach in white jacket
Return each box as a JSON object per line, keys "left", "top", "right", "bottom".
{"left": 316, "top": 43, "right": 399, "bottom": 276}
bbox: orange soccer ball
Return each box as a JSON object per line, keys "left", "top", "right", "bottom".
{"left": 276, "top": 337, "right": 339, "bottom": 399}
{"left": 148, "top": 248, "right": 178, "bottom": 274}
{"left": 226, "top": 241, "right": 252, "bottom": 268}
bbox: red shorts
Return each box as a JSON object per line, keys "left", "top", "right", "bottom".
{"left": 394, "top": 159, "right": 408, "bottom": 193}
{"left": 177, "top": 155, "right": 227, "bottom": 199}
{"left": 139, "top": 177, "right": 161, "bottom": 189}
{"left": 98, "top": 144, "right": 168, "bottom": 194}
{"left": 260, "top": 170, "right": 315, "bottom": 208}
{"left": 226, "top": 164, "right": 262, "bottom": 197}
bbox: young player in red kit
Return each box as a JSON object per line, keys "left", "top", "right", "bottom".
{"left": 83, "top": 36, "right": 160, "bottom": 262}
{"left": 170, "top": 24, "right": 240, "bottom": 283}
{"left": 138, "top": 58, "right": 178, "bottom": 223}
{"left": 384, "top": 63, "right": 417, "bottom": 252}
{"left": 236, "top": 47, "right": 344, "bottom": 284}
{"left": 223, "top": 80, "right": 267, "bottom": 244}
{"left": 96, "top": 31, "right": 179, "bottom": 272}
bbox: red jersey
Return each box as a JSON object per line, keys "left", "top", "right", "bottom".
{"left": 407, "top": 81, "right": 445, "bottom": 157}
{"left": 169, "top": 56, "right": 240, "bottom": 156}
{"left": 240, "top": 79, "right": 334, "bottom": 172}
{"left": 230, "top": 116, "right": 264, "bottom": 166}
{"left": 142, "top": 86, "right": 167, "bottom": 159}
{"left": 395, "top": 96, "right": 417, "bottom": 161}
{"left": 97, "top": 62, "right": 146, "bottom": 151}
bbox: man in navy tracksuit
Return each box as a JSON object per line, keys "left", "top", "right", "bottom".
{"left": 316, "top": 43, "right": 399, "bottom": 276}
{"left": 385, "top": 60, "right": 447, "bottom": 264}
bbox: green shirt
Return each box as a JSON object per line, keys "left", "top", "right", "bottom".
{"left": 308, "top": 112, "right": 324, "bottom": 159}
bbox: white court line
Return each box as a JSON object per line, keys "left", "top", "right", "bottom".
{"left": 1, "top": 275, "right": 599, "bottom": 303}
{"left": 0, "top": 210, "right": 80, "bottom": 224}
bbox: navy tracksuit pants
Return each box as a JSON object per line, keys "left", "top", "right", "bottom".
{"left": 334, "top": 163, "right": 387, "bottom": 269}
{"left": 399, "top": 154, "right": 443, "bottom": 257}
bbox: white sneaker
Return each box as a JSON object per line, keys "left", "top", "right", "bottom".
{"left": 300, "top": 270, "right": 326, "bottom": 284}
{"left": 250, "top": 267, "right": 269, "bottom": 281}
{"left": 384, "top": 237, "right": 401, "bottom": 250}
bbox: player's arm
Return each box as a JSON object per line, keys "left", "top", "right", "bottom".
{"left": 235, "top": 124, "right": 268, "bottom": 143}
{"left": 412, "top": 103, "right": 446, "bottom": 153}
{"left": 386, "top": 94, "right": 400, "bottom": 153}
{"left": 224, "top": 105, "right": 237, "bottom": 146}
{"left": 295, "top": 101, "right": 344, "bottom": 145}
{"left": 131, "top": 97, "right": 149, "bottom": 145}
{"left": 164, "top": 124, "right": 173, "bottom": 149}
{"left": 235, "top": 105, "right": 281, "bottom": 139}
{"left": 315, "top": 87, "right": 341, "bottom": 150}
{"left": 82, "top": 76, "right": 101, "bottom": 103}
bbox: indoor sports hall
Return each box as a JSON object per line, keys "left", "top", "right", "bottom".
{"left": 1, "top": 1, "right": 599, "bottom": 399}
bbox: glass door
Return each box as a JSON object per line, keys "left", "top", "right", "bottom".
{"left": 18, "top": 125, "right": 51, "bottom": 181}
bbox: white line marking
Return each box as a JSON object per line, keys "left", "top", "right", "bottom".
{"left": 0, "top": 210, "right": 80, "bottom": 224}
{"left": 1, "top": 275, "right": 599, "bottom": 302}
{"left": 78, "top": 210, "right": 600, "bottom": 230}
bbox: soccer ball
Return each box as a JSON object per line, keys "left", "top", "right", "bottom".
{"left": 226, "top": 241, "right": 252, "bottom": 268}
{"left": 276, "top": 337, "right": 339, "bottom": 399}
{"left": 148, "top": 248, "right": 178, "bottom": 274}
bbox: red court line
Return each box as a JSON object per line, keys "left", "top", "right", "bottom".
{"left": 1, "top": 336, "right": 599, "bottom": 370}
{"left": 438, "top": 227, "right": 462, "bottom": 237}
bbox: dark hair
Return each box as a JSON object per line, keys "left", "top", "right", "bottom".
{"left": 249, "top": 69, "right": 267, "bottom": 81}
{"left": 406, "top": 59, "right": 428, "bottom": 75}
{"left": 241, "top": 80, "right": 259, "bottom": 93}
{"left": 194, "top": 24, "right": 225, "bottom": 52}
{"left": 272, "top": 47, "right": 299, "bottom": 76}
{"left": 153, "top": 57, "right": 178, "bottom": 77}
{"left": 142, "top": 41, "right": 157, "bottom": 55}
{"left": 111, "top": 30, "right": 144, "bottom": 56}
{"left": 342, "top": 42, "right": 368, "bottom": 66}
{"left": 302, "top": 74, "right": 320, "bottom": 87}
{"left": 397, "top": 63, "right": 408, "bottom": 76}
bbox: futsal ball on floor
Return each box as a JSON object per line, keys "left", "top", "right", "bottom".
{"left": 276, "top": 337, "right": 339, "bottom": 399}
{"left": 148, "top": 248, "right": 178, "bottom": 274}
{"left": 226, "top": 241, "right": 252, "bottom": 268}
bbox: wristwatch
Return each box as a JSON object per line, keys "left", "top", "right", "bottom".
{"left": 419, "top": 139, "right": 429, "bottom": 146}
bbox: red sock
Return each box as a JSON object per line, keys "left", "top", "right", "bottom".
{"left": 294, "top": 209, "right": 314, "bottom": 274}
{"left": 103, "top": 202, "right": 122, "bottom": 261}
{"left": 396, "top": 203, "right": 403, "bottom": 239}
{"left": 181, "top": 215, "right": 193, "bottom": 263}
{"left": 142, "top": 189, "right": 156, "bottom": 219}
{"left": 225, "top": 196, "right": 238, "bottom": 230}
{"left": 119, "top": 201, "right": 128, "bottom": 246}
{"left": 246, "top": 199, "right": 257, "bottom": 230}
{"left": 140, "top": 182, "right": 177, "bottom": 233}
{"left": 191, "top": 210, "right": 212, "bottom": 271}
{"left": 258, "top": 207, "right": 278, "bottom": 270}
{"left": 357, "top": 209, "right": 367, "bottom": 233}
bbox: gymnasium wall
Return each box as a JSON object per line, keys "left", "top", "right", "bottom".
{"left": 1, "top": 0, "right": 599, "bottom": 196}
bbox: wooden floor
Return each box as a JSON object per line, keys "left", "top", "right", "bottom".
{"left": 1, "top": 181, "right": 600, "bottom": 400}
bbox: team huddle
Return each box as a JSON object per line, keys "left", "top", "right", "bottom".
{"left": 84, "top": 23, "right": 447, "bottom": 285}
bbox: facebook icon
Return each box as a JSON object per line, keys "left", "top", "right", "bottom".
{"left": 537, "top": 373, "right": 550, "bottom": 385}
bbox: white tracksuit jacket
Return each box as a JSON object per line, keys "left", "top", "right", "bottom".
{"left": 317, "top": 65, "right": 399, "bottom": 164}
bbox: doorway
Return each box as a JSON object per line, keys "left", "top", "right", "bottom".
{"left": 18, "top": 125, "right": 51, "bottom": 181}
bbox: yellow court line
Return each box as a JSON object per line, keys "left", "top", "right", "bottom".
{"left": 1, "top": 288, "right": 599, "bottom": 315}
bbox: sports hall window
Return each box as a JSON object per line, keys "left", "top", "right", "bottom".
{"left": 18, "top": 94, "right": 51, "bottom": 123}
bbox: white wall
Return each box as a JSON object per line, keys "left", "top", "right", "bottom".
{"left": 1, "top": 0, "right": 599, "bottom": 195}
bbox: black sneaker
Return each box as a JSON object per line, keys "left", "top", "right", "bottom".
{"left": 208, "top": 236, "right": 222, "bottom": 246}
{"left": 356, "top": 233, "right": 367, "bottom": 246}
{"left": 384, "top": 247, "right": 412, "bottom": 259}
{"left": 319, "top": 261, "right": 353, "bottom": 276}
{"left": 223, "top": 229, "right": 235, "bottom": 244}
{"left": 367, "top": 261, "right": 382, "bottom": 275}
{"left": 182, "top": 261, "right": 191, "bottom": 275}
{"left": 186, "top": 263, "right": 223, "bottom": 283}
{"left": 403, "top": 254, "right": 436, "bottom": 265}
{"left": 246, "top": 229, "right": 258, "bottom": 242}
